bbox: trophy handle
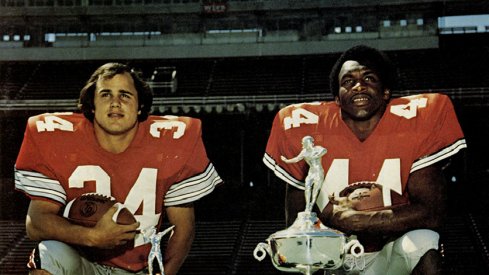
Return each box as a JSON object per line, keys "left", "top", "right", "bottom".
{"left": 344, "top": 239, "right": 364, "bottom": 257}
{"left": 253, "top": 242, "right": 270, "bottom": 261}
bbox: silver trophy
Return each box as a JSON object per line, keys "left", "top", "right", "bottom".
{"left": 143, "top": 225, "right": 175, "bottom": 275}
{"left": 254, "top": 136, "right": 364, "bottom": 275}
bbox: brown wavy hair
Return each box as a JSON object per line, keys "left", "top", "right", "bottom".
{"left": 77, "top": 63, "right": 153, "bottom": 122}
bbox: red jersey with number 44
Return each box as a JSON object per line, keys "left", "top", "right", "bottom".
{"left": 264, "top": 93, "right": 466, "bottom": 212}
{"left": 15, "top": 113, "right": 222, "bottom": 272}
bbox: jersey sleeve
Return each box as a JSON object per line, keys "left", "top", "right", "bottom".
{"left": 163, "top": 118, "right": 222, "bottom": 207}
{"left": 14, "top": 115, "right": 67, "bottom": 205}
{"left": 410, "top": 94, "right": 467, "bottom": 172}
{"left": 263, "top": 107, "right": 308, "bottom": 190}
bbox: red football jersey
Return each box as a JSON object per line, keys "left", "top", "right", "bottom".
{"left": 264, "top": 93, "right": 466, "bottom": 212}
{"left": 15, "top": 113, "right": 222, "bottom": 271}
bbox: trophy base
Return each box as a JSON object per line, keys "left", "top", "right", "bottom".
{"left": 254, "top": 211, "right": 364, "bottom": 275}
{"left": 290, "top": 211, "right": 325, "bottom": 231}
{"left": 265, "top": 211, "right": 348, "bottom": 274}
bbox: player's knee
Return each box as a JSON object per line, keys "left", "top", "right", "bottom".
{"left": 393, "top": 229, "right": 440, "bottom": 270}
{"left": 394, "top": 229, "right": 439, "bottom": 254}
{"left": 34, "top": 241, "right": 84, "bottom": 274}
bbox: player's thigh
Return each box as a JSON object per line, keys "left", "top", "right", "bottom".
{"left": 30, "top": 240, "right": 99, "bottom": 275}
{"left": 388, "top": 229, "right": 440, "bottom": 273}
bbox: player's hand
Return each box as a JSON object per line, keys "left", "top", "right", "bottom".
{"left": 329, "top": 193, "right": 354, "bottom": 210}
{"left": 89, "top": 206, "right": 140, "bottom": 249}
{"left": 328, "top": 200, "right": 393, "bottom": 234}
{"left": 328, "top": 193, "right": 368, "bottom": 233}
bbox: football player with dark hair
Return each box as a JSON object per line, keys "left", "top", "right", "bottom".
{"left": 78, "top": 62, "right": 154, "bottom": 122}
{"left": 263, "top": 45, "right": 467, "bottom": 274}
{"left": 15, "top": 62, "right": 222, "bottom": 275}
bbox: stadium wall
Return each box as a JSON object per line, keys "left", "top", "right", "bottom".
{"left": 0, "top": 36, "right": 438, "bottom": 61}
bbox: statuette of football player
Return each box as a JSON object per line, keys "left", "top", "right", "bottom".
{"left": 281, "top": 136, "right": 327, "bottom": 213}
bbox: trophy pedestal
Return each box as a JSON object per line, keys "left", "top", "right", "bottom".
{"left": 254, "top": 211, "right": 363, "bottom": 275}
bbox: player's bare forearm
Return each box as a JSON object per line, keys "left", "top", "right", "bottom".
{"left": 27, "top": 200, "right": 139, "bottom": 248}
{"left": 329, "top": 204, "right": 441, "bottom": 236}
{"left": 164, "top": 205, "right": 195, "bottom": 275}
{"left": 328, "top": 165, "right": 447, "bottom": 236}
{"left": 163, "top": 231, "right": 194, "bottom": 275}
{"left": 26, "top": 199, "right": 95, "bottom": 245}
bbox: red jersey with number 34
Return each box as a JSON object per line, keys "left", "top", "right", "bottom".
{"left": 264, "top": 93, "right": 466, "bottom": 212}
{"left": 15, "top": 113, "right": 222, "bottom": 272}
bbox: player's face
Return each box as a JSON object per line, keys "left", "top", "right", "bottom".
{"left": 93, "top": 72, "right": 140, "bottom": 136}
{"left": 335, "top": 60, "right": 389, "bottom": 121}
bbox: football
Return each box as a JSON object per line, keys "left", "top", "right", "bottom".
{"left": 61, "top": 193, "right": 137, "bottom": 260}
{"left": 62, "top": 193, "right": 136, "bottom": 227}
{"left": 336, "top": 182, "right": 384, "bottom": 211}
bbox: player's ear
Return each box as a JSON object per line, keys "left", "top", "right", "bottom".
{"left": 383, "top": 89, "right": 391, "bottom": 100}
{"left": 334, "top": 96, "right": 340, "bottom": 105}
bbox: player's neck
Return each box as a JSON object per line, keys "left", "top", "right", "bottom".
{"left": 93, "top": 123, "right": 139, "bottom": 154}
{"left": 342, "top": 114, "right": 382, "bottom": 142}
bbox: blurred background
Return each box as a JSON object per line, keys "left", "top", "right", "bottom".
{"left": 0, "top": 0, "right": 488, "bottom": 274}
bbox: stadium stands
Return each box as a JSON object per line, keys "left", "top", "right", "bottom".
{"left": 2, "top": 47, "right": 489, "bottom": 101}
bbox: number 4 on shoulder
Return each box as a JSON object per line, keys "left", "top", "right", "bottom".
{"left": 36, "top": 115, "right": 74, "bottom": 132}
{"left": 390, "top": 97, "right": 427, "bottom": 119}
{"left": 284, "top": 108, "right": 319, "bottom": 130}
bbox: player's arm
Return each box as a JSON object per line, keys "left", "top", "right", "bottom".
{"left": 26, "top": 199, "right": 139, "bottom": 249}
{"left": 163, "top": 203, "right": 195, "bottom": 275}
{"left": 327, "top": 164, "right": 447, "bottom": 236}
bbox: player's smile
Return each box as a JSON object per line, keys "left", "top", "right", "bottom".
{"left": 351, "top": 94, "right": 371, "bottom": 106}
{"left": 336, "top": 60, "right": 388, "bottom": 121}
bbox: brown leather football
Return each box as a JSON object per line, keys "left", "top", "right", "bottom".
{"left": 338, "top": 182, "right": 384, "bottom": 211}
{"left": 62, "top": 193, "right": 136, "bottom": 227}
{"left": 61, "top": 193, "right": 137, "bottom": 260}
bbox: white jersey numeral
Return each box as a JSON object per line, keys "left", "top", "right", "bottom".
{"left": 123, "top": 168, "right": 161, "bottom": 246}
{"left": 390, "top": 97, "right": 427, "bottom": 119}
{"left": 36, "top": 115, "right": 74, "bottom": 132}
{"left": 68, "top": 165, "right": 160, "bottom": 247}
{"left": 69, "top": 166, "right": 111, "bottom": 196}
{"left": 316, "top": 158, "right": 402, "bottom": 211}
{"left": 150, "top": 120, "right": 186, "bottom": 139}
{"left": 284, "top": 108, "right": 319, "bottom": 130}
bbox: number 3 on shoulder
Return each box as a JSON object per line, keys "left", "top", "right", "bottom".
{"left": 284, "top": 108, "right": 319, "bottom": 130}
{"left": 150, "top": 120, "right": 186, "bottom": 139}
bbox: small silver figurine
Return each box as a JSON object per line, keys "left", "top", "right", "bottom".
{"left": 143, "top": 225, "right": 175, "bottom": 275}
{"left": 281, "top": 136, "right": 327, "bottom": 213}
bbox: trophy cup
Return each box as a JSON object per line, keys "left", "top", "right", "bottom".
{"left": 143, "top": 225, "right": 175, "bottom": 275}
{"left": 254, "top": 136, "right": 364, "bottom": 275}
